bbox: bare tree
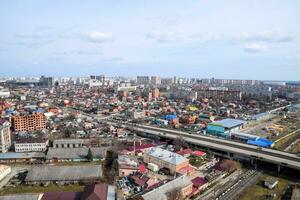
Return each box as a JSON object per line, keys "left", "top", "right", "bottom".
{"left": 167, "top": 187, "right": 184, "bottom": 200}
{"left": 173, "top": 135, "right": 189, "bottom": 151}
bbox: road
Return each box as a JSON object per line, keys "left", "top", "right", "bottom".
{"left": 113, "top": 121, "right": 300, "bottom": 170}
{"left": 64, "top": 108, "right": 300, "bottom": 170}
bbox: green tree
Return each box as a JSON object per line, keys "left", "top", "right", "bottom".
{"left": 87, "top": 148, "right": 93, "bottom": 162}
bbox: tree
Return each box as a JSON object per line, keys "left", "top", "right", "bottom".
{"left": 104, "top": 150, "right": 119, "bottom": 184}
{"left": 87, "top": 148, "right": 93, "bottom": 162}
{"left": 168, "top": 187, "right": 183, "bottom": 200}
{"left": 173, "top": 135, "right": 189, "bottom": 151}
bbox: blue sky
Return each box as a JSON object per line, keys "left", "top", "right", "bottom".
{"left": 0, "top": 0, "right": 300, "bottom": 80}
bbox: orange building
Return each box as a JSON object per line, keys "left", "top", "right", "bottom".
{"left": 152, "top": 88, "right": 160, "bottom": 98}
{"left": 12, "top": 113, "right": 46, "bottom": 132}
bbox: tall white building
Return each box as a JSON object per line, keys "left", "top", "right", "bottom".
{"left": 151, "top": 76, "right": 161, "bottom": 85}
{"left": 0, "top": 120, "right": 11, "bottom": 153}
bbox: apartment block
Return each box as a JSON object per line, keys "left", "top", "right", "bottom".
{"left": 0, "top": 120, "right": 11, "bottom": 153}
{"left": 12, "top": 113, "right": 46, "bottom": 132}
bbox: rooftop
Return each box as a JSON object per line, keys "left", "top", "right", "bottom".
{"left": 53, "top": 139, "right": 84, "bottom": 145}
{"left": 142, "top": 175, "right": 192, "bottom": 200}
{"left": 0, "top": 152, "right": 45, "bottom": 160}
{"left": 46, "top": 147, "right": 107, "bottom": 160}
{"left": 25, "top": 165, "right": 102, "bottom": 182}
{"left": 145, "top": 147, "right": 188, "bottom": 165}
{"left": 209, "top": 118, "right": 246, "bottom": 129}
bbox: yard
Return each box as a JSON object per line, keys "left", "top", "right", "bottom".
{"left": 189, "top": 155, "right": 206, "bottom": 167}
{"left": 0, "top": 183, "right": 84, "bottom": 196}
{"left": 240, "top": 175, "right": 289, "bottom": 200}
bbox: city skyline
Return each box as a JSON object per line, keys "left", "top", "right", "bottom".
{"left": 1, "top": 0, "right": 300, "bottom": 80}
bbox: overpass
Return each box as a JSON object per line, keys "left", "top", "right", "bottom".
{"left": 108, "top": 120, "right": 300, "bottom": 171}
{"left": 65, "top": 108, "right": 300, "bottom": 171}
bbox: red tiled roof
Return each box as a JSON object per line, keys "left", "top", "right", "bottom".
{"left": 146, "top": 181, "right": 162, "bottom": 190}
{"left": 127, "top": 143, "right": 155, "bottom": 152}
{"left": 80, "top": 184, "right": 108, "bottom": 200}
{"left": 192, "top": 150, "right": 206, "bottom": 157}
{"left": 139, "top": 164, "right": 147, "bottom": 173}
{"left": 176, "top": 148, "right": 193, "bottom": 156}
{"left": 41, "top": 192, "right": 81, "bottom": 200}
{"left": 178, "top": 165, "right": 196, "bottom": 174}
{"left": 131, "top": 173, "right": 149, "bottom": 186}
{"left": 191, "top": 177, "right": 208, "bottom": 188}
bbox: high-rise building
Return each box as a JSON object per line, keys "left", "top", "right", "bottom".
{"left": 151, "top": 76, "right": 161, "bottom": 85}
{"left": 137, "top": 76, "right": 150, "bottom": 85}
{"left": 39, "top": 76, "right": 53, "bottom": 87}
{"left": 96, "top": 75, "right": 106, "bottom": 83}
{"left": 12, "top": 113, "right": 46, "bottom": 132}
{"left": 0, "top": 120, "right": 11, "bottom": 153}
{"left": 152, "top": 88, "right": 160, "bottom": 98}
{"left": 161, "top": 78, "right": 173, "bottom": 85}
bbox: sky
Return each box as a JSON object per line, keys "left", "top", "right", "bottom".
{"left": 0, "top": 0, "right": 300, "bottom": 80}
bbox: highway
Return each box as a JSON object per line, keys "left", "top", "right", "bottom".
{"left": 65, "top": 109, "right": 300, "bottom": 171}
{"left": 107, "top": 120, "right": 300, "bottom": 170}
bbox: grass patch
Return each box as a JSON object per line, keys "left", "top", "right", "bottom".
{"left": 51, "top": 160, "right": 104, "bottom": 166}
{"left": 0, "top": 183, "right": 84, "bottom": 196}
{"left": 240, "top": 174, "right": 289, "bottom": 200}
{"left": 188, "top": 155, "right": 206, "bottom": 167}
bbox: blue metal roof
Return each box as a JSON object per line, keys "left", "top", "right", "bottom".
{"left": 247, "top": 138, "right": 273, "bottom": 148}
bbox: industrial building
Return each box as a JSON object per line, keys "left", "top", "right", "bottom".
{"left": 46, "top": 147, "right": 107, "bottom": 162}
{"left": 0, "top": 152, "right": 45, "bottom": 163}
{"left": 143, "top": 147, "right": 189, "bottom": 175}
{"left": 25, "top": 165, "right": 102, "bottom": 184}
{"left": 14, "top": 137, "right": 49, "bottom": 152}
{"left": 206, "top": 118, "right": 246, "bottom": 138}
{"left": 52, "top": 139, "right": 84, "bottom": 148}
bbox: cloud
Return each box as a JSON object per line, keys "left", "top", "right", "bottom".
{"left": 244, "top": 43, "right": 267, "bottom": 53}
{"left": 146, "top": 31, "right": 182, "bottom": 43}
{"left": 14, "top": 31, "right": 55, "bottom": 47}
{"left": 102, "top": 56, "right": 124, "bottom": 62}
{"left": 72, "top": 50, "right": 102, "bottom": 55}
{"left": 15, "top": 32, "right": 53, "bottom": 39}
{"left": 238, "top": 30, "right": 294, "bottom": 43}
{"left": 86, "top": 31, "right": 114, "bottom": 43}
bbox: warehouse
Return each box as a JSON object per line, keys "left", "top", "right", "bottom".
{"left": 46, "top": 147, "right": 107, "bottom": 162}
{"left": 0, "top": 152, "right": 45, "bottom": 163}
{"left": 25, "top": 165, "right": 102, "bottom": 184}
{"left": 206, "top": 118, "right": 246, "bottom": 138}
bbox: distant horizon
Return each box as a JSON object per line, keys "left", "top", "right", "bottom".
{"left": 1, "top": 1, "right": 300, "bottom": 80}
{"left": 1, "top": 74, "right": 299, "bottom": 82}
